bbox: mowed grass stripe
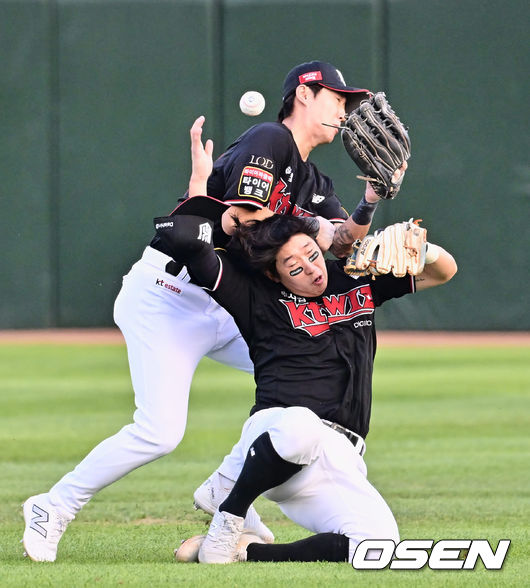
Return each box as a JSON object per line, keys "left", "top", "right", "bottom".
{"left": 0, "top": 344, "right": 528, "bottom": 586}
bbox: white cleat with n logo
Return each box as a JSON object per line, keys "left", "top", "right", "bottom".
{"left": 22, "top": 494, "right": 71, "bottom": 562}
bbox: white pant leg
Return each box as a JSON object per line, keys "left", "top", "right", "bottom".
{"left": 206, "top": 305, "right": 253, "bottom": 374}
{"left": 49, "top": 247, "right": 250, "bottom": 518}
{"left": 266, "top": 424, "right": 399, "bottom": 561}
{"left": 217, "top": 406, "right": 321, "bottom": 483}
{"left": 217, "top": 406, "right": 398, "bottom": 561}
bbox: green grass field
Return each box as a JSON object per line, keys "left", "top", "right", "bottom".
{"left": 0, "top": 342, "right": 528, "bottom": 586}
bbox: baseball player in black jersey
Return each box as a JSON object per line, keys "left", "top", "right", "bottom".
{"left": 159, "top": 212, "right": 456, "bottom": 564}
{"left": 187, "top": 62, "right": 406, "bottom": 522}
{"left": 156, "top": 127, "right": 457, "bottom": 564}
{"left": 21, "top": 61, "right": 401, "bottom": 563}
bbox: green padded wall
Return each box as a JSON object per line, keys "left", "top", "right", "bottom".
{"left": 55, "top": 0, "right": 217, "bottom": 325}
{"left": 377, "top": 0, "right": 530, "bottom": 329}
{"left": 0, "top": 1, "right": 54, "bottom": 327}
{"left": 221, "top": 0, "right": 375, "bottom": 215}
{"left": 1, "top": 0, "right": 528, "bottom": 329}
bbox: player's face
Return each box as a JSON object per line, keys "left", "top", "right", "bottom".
{"left": 309, "top": 87, "right": 347, "bottom": 144}
{"left": 272, "top": 233, "right": 328, "bottom": 297}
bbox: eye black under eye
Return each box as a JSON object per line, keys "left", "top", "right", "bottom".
{"left": 309, "top": 251, "right": 319, "bottom": 262}
{"left": 289, "top": 267, "right": 303, "bottom": 276}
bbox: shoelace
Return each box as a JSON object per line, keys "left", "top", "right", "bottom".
{"left": 208, "top": 479, "right": 264, "bottom": 529}
{"left": 206, "top": 516, "right": 241, "bottom": 555}
{"left": 47, "top": 514, "right": 69, "bottom": 543}
{"left": 204, "top": 481, "right": 263, "bottom": 531}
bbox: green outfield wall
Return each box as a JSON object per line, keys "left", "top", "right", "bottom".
{"left": 1, "top": 0, "right": 528, "bottom": 329}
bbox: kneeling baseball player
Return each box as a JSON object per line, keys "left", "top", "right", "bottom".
{"left": 153, "top": 124, "right": 457, "bottom": 564}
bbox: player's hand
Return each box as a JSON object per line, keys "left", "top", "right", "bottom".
{"left": 314, "top": 216, "right": 335, "bottom": 253}
{"left": 392, "top": 160, "right": 408, "bottom": 184}
{"left": 364, "top": 181, "right": 380, "bottom": 203}
{"left": 364, "top": 161, "right": 407, "bottom": 203}
{"left": 189, "top": 116, "right": 214, "bottom": 197}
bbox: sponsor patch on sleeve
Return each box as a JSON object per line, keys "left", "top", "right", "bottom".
{"left": 237, "top": 166, "right": 274, "bottom": 203}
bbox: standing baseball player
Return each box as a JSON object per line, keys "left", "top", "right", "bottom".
{"left": 21, "top": 60, "right": 405, "bottom": 562}
{"left": 153, "top": 204, "right": 456, "bottom": 563}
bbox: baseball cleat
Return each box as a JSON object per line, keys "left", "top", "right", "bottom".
{"left": 193, "top": 472, "right": 274, "bottom": 543}
{"left": 22, "top": 493, "right": 71, "bottom": 562}
{"left": 174, "top": 534, "right": 205, "bottom": 562}
{"left": 198, "top": 509, "right": 244, "bottom": 564}
{"left": 236, "top": 532, "right": 266, "bottom": 562}
{"left": 175, "top": 532, "right": 265, "bottom": 563}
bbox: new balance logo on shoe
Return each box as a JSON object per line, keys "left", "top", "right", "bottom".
{"left": 29, "top": 504, "right": 49, "bottom": 538}
{"left": 22, "top": 494, "right": 71, "bottom": 562}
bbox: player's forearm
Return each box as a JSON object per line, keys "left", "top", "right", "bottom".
{"left": 221, "top": 205, "right": 274, "bottom": 235}
{"left": 330, "top": 188, "right": 380, "bottom": 258}
{"left": 415, "top": 245, "right": 457, "bottom": 291}
{"left": 330, "top": 217, "right": 369, "bottom": 257}
{"left": 186, "top": 249, "right": 221, "bottom": 290}
{"left": 188, "top": 175, "right": 207, "bottom": 198}
{"left": 154, "top": 215, "right": 220, "bottom": 289}
{"left": 188, "top": 115, "right": 213, "bottom": 197}
{"left": 330, "top": 182, "right": 381, "bottom": 257}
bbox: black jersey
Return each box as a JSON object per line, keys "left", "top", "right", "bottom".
{"left": 150, "top": 123, "right": 347, "bottom": 255}
{"left": 207, "top": 123, "right": 348, "bottom": 222}
{"left": 208, "top": 253, "right": 415, "bottom": 439}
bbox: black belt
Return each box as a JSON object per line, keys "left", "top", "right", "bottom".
{"left": 165, "top": 260, "right": 184, "bottom": 276}
{"left": 322, "top": 420, "right": 366, "bottom": 456}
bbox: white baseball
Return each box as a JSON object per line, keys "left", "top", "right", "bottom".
{"left": 239, "top": 91, "right": 265, "bottom": 116}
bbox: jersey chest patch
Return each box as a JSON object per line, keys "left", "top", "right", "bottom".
{"left": 238, "top": 166, "right": 274, "bottom": 202}
{"left": 279, "top": 285, "right": 375, "bottom": 337}
{"left": 268, "top": 178, "right": 312, "bottom": 217}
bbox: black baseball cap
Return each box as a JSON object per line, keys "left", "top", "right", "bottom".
{"left": 282, "top": 60, "right": 370, "bottom": 111}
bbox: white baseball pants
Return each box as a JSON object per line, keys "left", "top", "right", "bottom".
{"left": 48, "top": 246, "right": 252, "bottom": 518}
{"left": 217, "top": 406, "right": 399, "bottom": 561}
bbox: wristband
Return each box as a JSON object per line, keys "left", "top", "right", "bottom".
{"left": 425, "top": 242, "right": 441, "bottom": 264}
{"left": 350, "top": 196, "right": 379, "bottom": 225}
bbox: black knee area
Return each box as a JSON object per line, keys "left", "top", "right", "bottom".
{"left": 219, "top": 432, "right": 302, "bottom": 518}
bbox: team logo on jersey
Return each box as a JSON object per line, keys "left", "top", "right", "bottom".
{"left": 312, "top": 194, "right": 325, "bottom": 204}
{"left": 269, "top": 178, "right": 291, "bottom": 214}
{"left": 238, "top": 166, "right": 274, "bottom": 202}
{"left": 197, "top": 222, "right": 212, "bottom": 243}
{"left": 268, "top": 180, "right": 312, "bottom": 217}
{"left": 280, "top": 284, "right": 375, "bottom": 337}
{"left": 249, "top": 155, "right": 274, "bottom": 169}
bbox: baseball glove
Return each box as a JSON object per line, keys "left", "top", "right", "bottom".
{"left": 344, "top": 219, "right": 427, "bottom": 278}
{"left": 341, "top": 92, "right": 411, "bottom": 200}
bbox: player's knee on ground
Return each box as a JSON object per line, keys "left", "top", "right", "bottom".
{"left": 267, "top": 407, "right": 324, "bottom": 465}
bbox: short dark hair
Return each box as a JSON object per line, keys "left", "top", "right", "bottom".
{"left": 230, "top": 215, "right": 319, "bottom": 277}
{"left": 277, "top": 85, "right": 323, "bottom": 122}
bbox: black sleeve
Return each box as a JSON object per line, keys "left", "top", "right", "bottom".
{"left": 304, "top": 163, "right": 349, "bottom": 222}
{"left": 203, "top": 251, "right": 253, "bottom": 334}
{"left": 207, "top": 123, "right": 291, "bottom": 209}
{"left": 154, "top": 214, "right": 253, "bottom": 329}
{"left": 311, "top": 192, "right": 349, "bottom": 223}
{"left": 153, "top": 214, "right": 219, "bottom": 289}
{"left": 369, "top": 272, "right": 416, "bottom": 307}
